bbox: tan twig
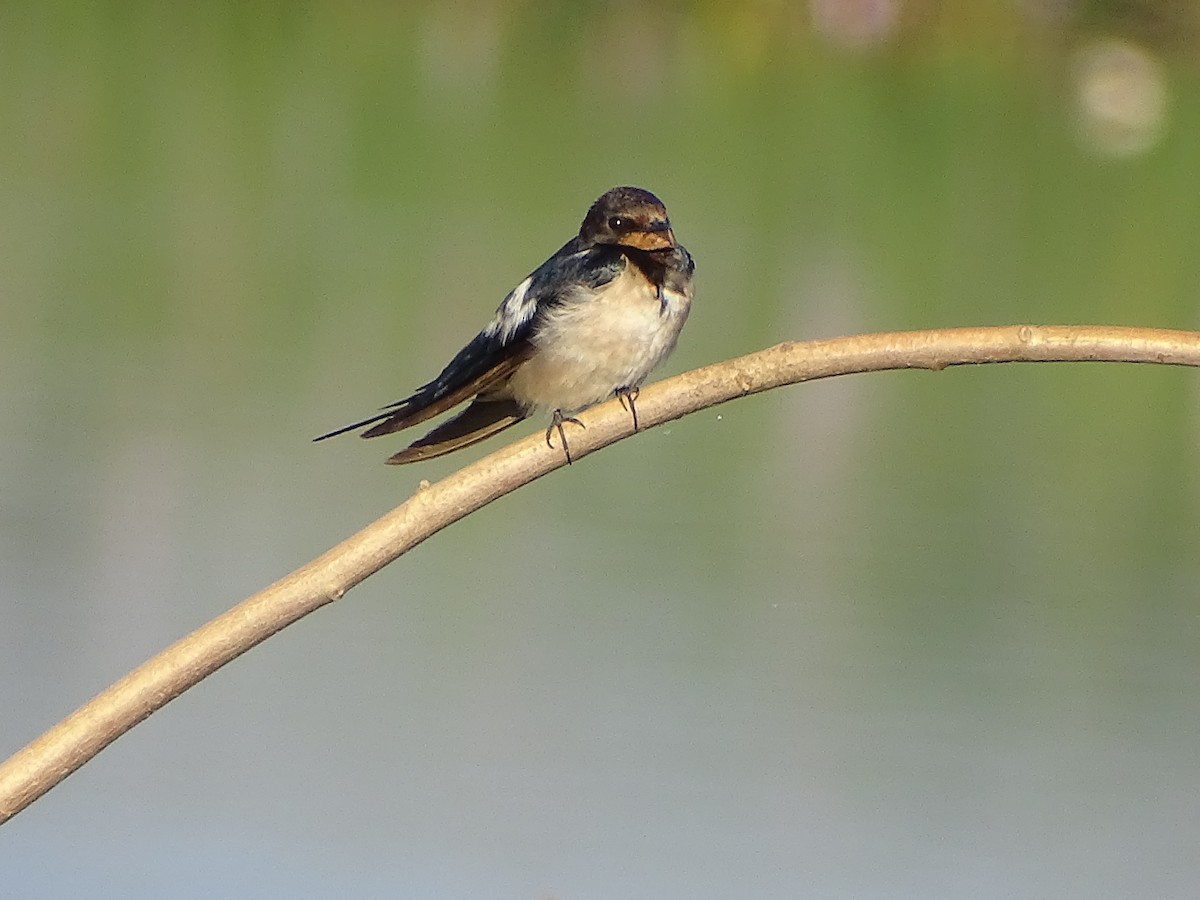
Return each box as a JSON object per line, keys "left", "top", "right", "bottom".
{"left": 2, "top": 324, "right": 1199, "bottom": 824}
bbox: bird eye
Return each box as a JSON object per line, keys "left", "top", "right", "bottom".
{"left": 607, "top": 215, "right": 626, "bottom": 231}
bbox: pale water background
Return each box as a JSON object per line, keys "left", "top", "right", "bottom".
{"left": 3, "top": 3, "right": 1200, "bottom": 898}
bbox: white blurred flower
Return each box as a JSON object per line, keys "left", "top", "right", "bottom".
{"left": 810, "top": 0, "right": 901, "bottom": 51}
{"left": 1072, "top": 38, "right": 1169, "bottom": 158}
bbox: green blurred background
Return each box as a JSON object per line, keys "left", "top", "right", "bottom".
{"left": 3, "top": 2, "right": 1199, "bottom": 897}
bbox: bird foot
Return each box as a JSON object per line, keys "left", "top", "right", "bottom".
{"left": 615, "top": 386, "right": 640, "bottom": 432}
{"left": 545, "top": 409, "right": 585, "bottom": 464}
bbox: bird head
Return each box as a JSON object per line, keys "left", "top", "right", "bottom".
{"left": 580, "top": 186, "right": 676, "bottom": 252}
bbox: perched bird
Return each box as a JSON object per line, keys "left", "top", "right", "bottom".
{"left": 315, "top": 186, "right": 695, "bottom": 465}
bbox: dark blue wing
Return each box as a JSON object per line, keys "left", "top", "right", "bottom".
{"left": 314, "top": 240, "right": 624, "bottom": 441}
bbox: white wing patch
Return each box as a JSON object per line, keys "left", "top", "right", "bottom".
{"left": 483, "top": 275, "right": 537, "bottom": 344}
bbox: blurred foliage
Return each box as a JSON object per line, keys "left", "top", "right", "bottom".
{"left": 3, "top": 3, "right": 1200, "bottom": 896}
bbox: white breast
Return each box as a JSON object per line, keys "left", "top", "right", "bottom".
{"left": 506, "top": 265, "right": 692, "bottom": 414}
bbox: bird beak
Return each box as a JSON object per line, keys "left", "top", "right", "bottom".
{"left": 624, "top": 221, "right": 675, "bottom": 251}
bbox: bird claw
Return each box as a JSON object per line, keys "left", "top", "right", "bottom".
{"left": 615, "top": 386, "right": 640, "bottom": 432}
{"left": 546, "top": 409, "right": 585, "bottom": 464}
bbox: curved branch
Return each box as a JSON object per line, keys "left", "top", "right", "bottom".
{"left": 2, "top": 324, "right": 1199, "bottom": 823}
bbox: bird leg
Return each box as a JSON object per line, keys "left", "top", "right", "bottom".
{"left": 546, "top": 409, "right": 585, "bottom": 464}
{"left": 615, "top": 386, "right": 640, "bottom": 432}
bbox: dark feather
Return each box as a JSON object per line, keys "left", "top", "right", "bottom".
{"left": 314, "top": 242, "right": 625, "bottom": 444}
{"left": 385, "top": 398, "right": 526, "bottom": 465}
{"left": 360, "top": 342, "right": 532, "bottom": 438}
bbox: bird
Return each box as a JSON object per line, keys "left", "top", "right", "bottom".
{"left": 315, "top": 186, "right": 695, "bottom": 465}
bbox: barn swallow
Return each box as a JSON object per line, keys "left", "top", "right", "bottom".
{"left": 315, "top": 186, "right": 695, "bottom": 465}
